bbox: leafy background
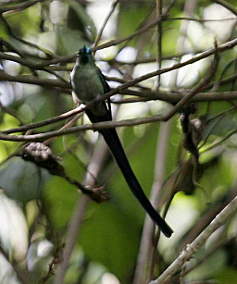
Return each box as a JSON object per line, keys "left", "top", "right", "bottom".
{"left": 0, "top": 0, "right": 236, "bottom": 284}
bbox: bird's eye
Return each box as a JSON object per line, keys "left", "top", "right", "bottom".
{"left": 85, "top": 47, "right": 91, "bottom": 53}
{"left": 78, "top": 46, "right": 91, "bottom": 55}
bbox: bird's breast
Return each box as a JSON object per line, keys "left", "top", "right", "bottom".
{"left": 71, "top": 65, "right": 104, "bottom": 104}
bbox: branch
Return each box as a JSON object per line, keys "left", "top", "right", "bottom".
{"left": 93, "top": 0, "right": 119, "bottom": 48}
{"left": 0, "top": 39, "right": 236, "bottom": 142}
{"left": 133, "top": 121, "right": 172, "bottom": 284}
{"left": 0, "top": 70, "right": 69, "bottom": 89}
{"left": 2, "top": 106, "right": 82, "bottom": 134}
{"left": 94, "top": 11, "right": 164, "bottom": 51}
{"left": 54, "top": 131, "right": 110, "bottom": 284}
{"left": 117, "top": 90, "right": 237, "bottom": 104}
{"left": 1, "top": 38, "right": 236, "bottom": 92}
{"left": 0, "top": 112, "right": 163, "bottom": 142}
{"left": 94, "top": 38, "right": 236, "bottom": 92}
{"left": 53, "top": 196, "right": 89, "bottom": 284}
{"left": 163, "top": 44, "right": 219, "bottom": 121}
{"left": 165, "top": 16, "right": 237, "bottom": 22}
{"left": 202, "top": 126, "right": 237, "bottom": 153}
{"left": 0, "top": 0, "right": 43, "bottom": 13}
{"left": 213, "top": 0, "right": 237, "bottom": 16}
{"left": 149, "top": 194, "right": 237, "bottom": 284}
{"left": 0, "top": 14, "right": 53, "bottom": 58}
{"left": 156, "top": 0, "right": 163, "bottom": 88}
{"left": 2, "top": 88, "right": 237, "bottom": 137}
{"left": 1, "top": 91, "right": 237, "bottom": 143}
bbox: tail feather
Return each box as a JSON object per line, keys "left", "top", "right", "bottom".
{"left": 86, "top": 110, "right": 173, "bottom": 237}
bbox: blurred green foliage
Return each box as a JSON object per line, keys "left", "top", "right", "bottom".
{"left": 0, "top": 0, "right": 237, "bottom": 283}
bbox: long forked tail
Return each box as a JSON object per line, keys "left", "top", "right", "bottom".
{"left": 100, "top": 127, "right": 173, "bottom": 237}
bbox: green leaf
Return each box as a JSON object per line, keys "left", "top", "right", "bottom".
{"left": 117, "top": 2, "right": 150, "bottom": 39}
{"left": 67, "top": 0, "right": 96, "bottom": 43}
{"left": 216, "top": 267, "right": 237, "bottom": 284}
{"left": 5, "top": 3, "right": 41, "bottom": 37}
{"left": 0, "top": 157, "right": 49, "bottom": 202}
{"left": 79, "top": 201, "right": 139, "bottom": 282}
{"left": 56, "top": 26, "right": 88, "bottom": 55}
{"left": 202, "top": 112, "right": 237, "bottom": 140}
{"left": 43, "top": 176, "right": 78, "bottom": 229}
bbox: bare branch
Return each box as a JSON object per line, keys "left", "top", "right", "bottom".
{"left": 1, "top": 38, "right": 236, "bottom": 93}
{"left": 54, "top": 131, "right": 111, "bottom": 284}
{"left": 165, "top": 16, "right": 237, "bottom": 22}
{"left": 94, "top": 0, "right": 119, "bottom": 48}
{"left": 0, "top": 70, "right": 70, "bottom": 89}
{"left": 150, "top": 194, "right": 237, "bottom": 284}
{"left": 0, "top": 0, "right": 44, "bottom": 13}
{"left": 133, "top": 121, "right": 172, "bottom": 284}
{"left": 213, "top": 0, "right": 237, "bottom": 16}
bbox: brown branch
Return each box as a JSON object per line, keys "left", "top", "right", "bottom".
{"left": 0, "top": 62, "right": 221, "bottom": 141}
{"left": 0, "top": 39, "right": 236, "bottom": 141}
{"left": 0, "top": 115, "right": 164, "bottom": 142}
{"left": 53, "top": 195, "right": 90, "bottom": 284}
{"left": 2, "top": 106, "right": 83, "bottom": 134}
{"left": 96, "top": 38, "right": 237, "bottom": 93}
{"left": 107, "top": 50, "right": 204, "bottom": 66}
{"left": 94, "top": 14, "right": 163, "bottom": 51}
{"left": 93, "top": 0, "right": 119, "bottom": 48}
{"left": 116, "top": 90, "right": 237, "bottom": 104}
{"left": 3, "top": 101, "right": 236, "bottom": 144}
{"left": 213, "top": 0, "right": 237, "bottom": 16}
{"left": 2, "top": 88, "right": 237, "bottom": 136}
{"left": 0, "top": 70, "right": 70, "bottom": 89}
{"left": 0, "top": 0, "right": 44, "bottom": 13}
{"left": 156, "top": 0, "right": 163, "bottom": 88}
{"left": 163, "top": 45, "right": 219, "bottom": 121}
{"left": 149, "top": 194, "right": 237, "bottom": 284}
{"left": 1, "top": 38, "right": 236, "bottom": 92}
{"left": 1, "top": 91, "right": 236, "bottom": 142}
{"left": 53, "top": 130, "right": 111, "bottom": 284}
{"left": 0, "top": 14, "right": 53, "bottom": 58}
{"left": 0, "top": 44, "right": 65, "bottom": 77}
{"left": 133, "top": 121, "right": 172, "bottom": 284}
{"left": 165, "top": 16, "right": 237, "bottom": 22}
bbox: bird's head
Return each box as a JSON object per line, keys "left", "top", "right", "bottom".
{"left": 77, "top": 46, "right": 93, "bottom": 64}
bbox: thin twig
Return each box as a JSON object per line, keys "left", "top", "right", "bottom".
{"left": 2, "top": 105, "right": 83, "bottom": 134}
{"left": 0, "top": 38, "right": 236, "bottom": 92}
{"left": 156, "top": 0, "right": 162, "bottom": 88}
{"left": 201, "top": 127, "right": 237, "bottom": 153}
{"left": 149, "top": 194, "right": 237, "bottom": 284}
{"left": 94, "top": 0, "right": 119, "bottom": 48}
{"left": 0, "top": 70, "right": 70, "bottom": 89}
{"left": 133, "top": 122, "right": 172, "bottom": 284}
{"left": 53, "top": 195, "right": 90, "bottom": 284}
{"left": 213, "top": 0, "right": 237, "bottom": 16}
{"left": 0, "top": 40, "right": 235, "bottom": 142}
{"left": 0, "top": 0, "right": 43, "bottom": 13}
{"left": 165, "top": 16, "right": 237, "bottom": 22}
{"left": 163, "top": 44, "right": 219, "bottom": 121}
{"left": 44, "top": 113, "right": 83, "bottom": 145}
{"left": 116, "top": 90, "right": 237, "bottom": 104}
{"left": 53, "top": 132, "right": 110, "bottom": 284}
{"left": 0, "top": 14, "right": 53, "bottom": 58}
{"left": 181, "top": 234, "right": 235, "bottom": 277}
{"left": 2, "top": 89, "right": 237, "bottom": 137}
{"left": 94, "top": 13, "right": 163, "bottom": 51}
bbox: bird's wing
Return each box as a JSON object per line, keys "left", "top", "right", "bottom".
{"left": 96, "top": 67, "right": 112, "bottom": 118}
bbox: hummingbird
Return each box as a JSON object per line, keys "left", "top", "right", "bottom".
{"left": 70, "top": 46, "right": 173, "bottom": 237}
